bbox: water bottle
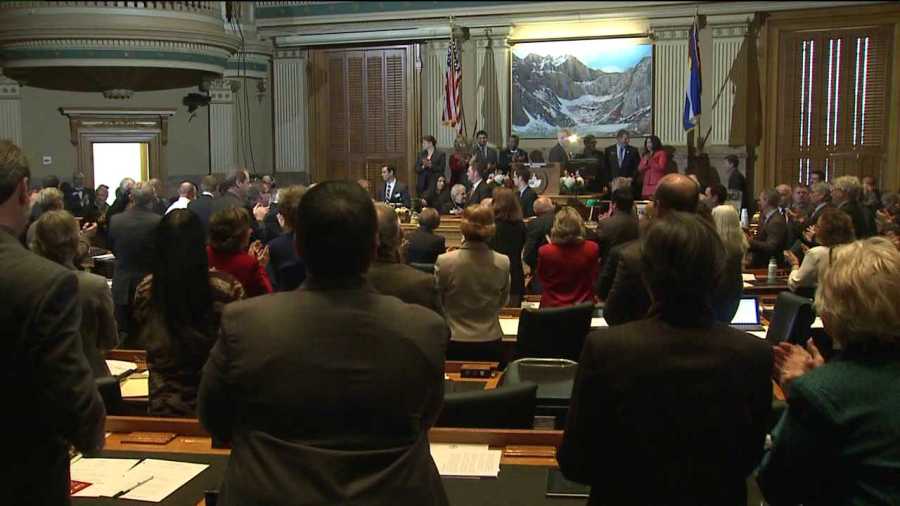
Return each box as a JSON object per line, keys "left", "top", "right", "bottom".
{"left": 740, "top": 208, "right": 749, "bottom": 228}
{"left": 768, "top": 257, "right": 777, "bottom": 283}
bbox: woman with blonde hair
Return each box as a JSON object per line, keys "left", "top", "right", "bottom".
{"left": 711, "top": 205, "right": 749, "bottom": 259}
{"left": 436, "top": 205, "right": 510, "bottom": 361}
{"left": 537, "top": 206, "right": 600, "bottom": 307}
{"left": 760, "top": 237, "right": 900, "bottom": 505}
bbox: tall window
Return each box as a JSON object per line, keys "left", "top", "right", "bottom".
{"left": 776, "top": 26, "right": 892, "bottom": 184}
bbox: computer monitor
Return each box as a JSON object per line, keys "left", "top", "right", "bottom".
{"left": 730, "top": 297, "right": 763, "bottom": 331}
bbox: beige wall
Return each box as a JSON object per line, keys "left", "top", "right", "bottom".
{"left": 20, "top": 85, "right": 211, "bottom": 183}
{"left": 234, "top": 81, "right": 273, "bottom": 174}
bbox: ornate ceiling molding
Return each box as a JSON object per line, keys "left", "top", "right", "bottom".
{"left": 59, "top": 107, "right": 176, "bottom": 146}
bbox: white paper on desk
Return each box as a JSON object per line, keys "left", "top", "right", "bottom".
{"left": 120, "top": 370, "right": 149, "bottom": 398}
{"left": 92, "top": 253, "right": 115, "bottom": 261}
{"left": 106, "top": 359, "right": 137, "bottom": 378}
{"left": 590, "top": 317, "right": 607, "bottom": 328}
{"left": 742, "top": 273, "right": 757, "bottom": 281}
{"left": 499, "top": 318, "right": 519, "bottom": 336}
{"left": 812, "top": 317, "right": 823, "bottom": 329}
{"left": 70, "top": 457, "right": 141, "bottom": 497}
{"left": 521, "top": 301, "right": 540, "bottom": 309}
{"left": 743, "top": 282, "right": 753, "bottom": 288}
{"left": 750, "top": 330, "right": 768, "bottom": 340}
{"left": 120, "top": 459, "right": 209, "bottom": 502}
{"left": 430, "top": 443, "right": 501, "bottom": 478}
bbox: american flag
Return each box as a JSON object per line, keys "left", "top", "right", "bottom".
{"left": 442, "top": 37, "right": 463, "bottom": 134}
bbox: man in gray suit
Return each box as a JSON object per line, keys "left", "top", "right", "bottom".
{"left": 108, "top": 181, "right": 161, "bottom": 342}
{"left": 199, "top": 180, "right": 449, "bottom": 506}
{"left": 0, "top": 140, "right": 105, "bottom": 504}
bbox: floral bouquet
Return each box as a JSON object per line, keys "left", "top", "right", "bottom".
{"left": 488, "top": 172, "right": 510, "bottom": 189}
{"left": 560, "top": 171, "right": 585, "bottom": 195}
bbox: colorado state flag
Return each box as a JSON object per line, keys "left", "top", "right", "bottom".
{"left": 683, "top": 16, "right": 702, "bottom": 130}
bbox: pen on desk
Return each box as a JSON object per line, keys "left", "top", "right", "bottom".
{"left": 126, "top": 458, "right": 145, "bottom": 471}
{"left": 112, "top": 475, "right": 154, "bottom": 498}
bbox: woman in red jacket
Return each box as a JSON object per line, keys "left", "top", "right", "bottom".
{"left": 537, "top": 207, "right": 599, "bottom": 308}
{"left": 637, "top": 135, "right": 669, "bottom": 200}
{"left": 207, "top": 207, "right": 273, "bottom": 297}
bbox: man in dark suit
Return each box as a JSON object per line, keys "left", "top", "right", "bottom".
{"left": 472, "top": 129, "right": 499, "bottom": 167}
{"left": 524, "top": 197, "right": 556, "bottom": 292}
{"left": 406, "top": 207, "right": 446, "bottom": 265}
{"left": 498, "top": 134, "right": 529, "bottom": 173}
{"left": 748, "top": 188, "right": 789, "bottom": 268}
{"left": 548, "top": 130, "right": 570, "bottom": 164}
{"left": 604, "top": 129, "right": 640, "bottom": 180}
{"left": 199, "top": 181, "right": 449, "bottom": 506}
{"left": 266, "top": 185, "right": 307, "bottom": 292}
{"left": 0, "top": 140, "right": 106, "bottom": 505}
{"left": 188, "top": 174, "right": 219, "bottom": 229}
{"left": 602, "top": 174, "right": 743, "bottom": 325}
{"left": 833, "top": 175, "right": 876, "bottom": 238}
{"left": 465, "top": 162, "right": 493, "bottom": 206}
{"left": 376, "top": 165, "right": 412, "bottom": 208}
{"left": 560, "top": 211, "right": 772, "bottom": 506}
{"left": 595, "top": 188, "right": 639, "bottom": 267}
{"left": 64, "top": 172, "right": 96, "bottom": 218}
{"left": 414, "top": 135, "right": 446, "bottom": 196}
{"left": 369, "top": 204, "right": 442, "bottom": 314}
{"left": 788, "top": 181, "right": 832, "bottom": 262}
{"left": 108, "top": 182, "right": 162, "bottom": 342}
{"left": 513, "top": 166, "right": 537, "bottom": 218}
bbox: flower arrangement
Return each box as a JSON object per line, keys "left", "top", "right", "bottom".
{"left": 560, "top": 171, "right": 586, "bottom": 195}
{"left": 488, "top": 172, "right": 509, "bottom": 188}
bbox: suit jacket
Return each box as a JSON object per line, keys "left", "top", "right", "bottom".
{"left": 537, "top": 240, "right": 599, "bottom": 308}
{"left": 266, "top": 232, "right": 306, "bottom": 292}
{"left": 466, "top": 179, "right": 493, "bottom": 206}
{"left": 498, "top": 147, "right": 529, "bottom": 171}
{"left": 108, "top": 207, "right": 162, "bottom": 306}
{"left": 198, "top": 278, "right": 449, "bottom": 506}
{"left": 602, "top": 239, "right": 743, "bottom": 325}
{"left": 518, "top": 186, "right": 538, "bottom": 218}
{"left": 637, "top": 149, "right": 669, "bottom": 198}
{"left": 559, "top": 316, "right": 772, "bottom": 506}
{"left": 595, "top": 211, "right": 639, "bottom": 267}
{"left": 436, "top": 242, "right": 510, "bottom": 343}
{"left": 0, "top": 227, "right": 105, "bottom": 505}
{"left": 604, "top": 143, "right": 640, "bottom": 180}
{"left": 187, "top": 193, "right": 216, "bottom": 229}
{"left": 367, "top": 260, "right": 442, "bottom": 315}
{"left": 839, "top": 200, "right": 875, "bottom": 239}
{"left": 65, "top": 187, "right": 96, "bottom": 218}
{"left": 377, "top": 180, "right": 412, "bottom": 208}
{"left": 758, "top": 349, "right": 900, "bottom": 506}
{"left": 415, "top": 150, "right": 447, "bottom": 195}
{"left": 548, "top": 143, "right": 568, "bottom": 164}
{"left": 488, "top": 220, "right": 527, "bottom": 299}
{"left": 524, "top": 212, "right": 554, "bottom": 270}
{"left": 473, "top": 144, "right": 499, "bottom": 166}
{"left": 75, "top": 270, "right": 119, "bottom": 379}
{"left": 207, "top": 246, "right": 273, "bottom": 297}
{"left": 406, "top": 227, "right": 446, "bottom": 265}
{"left": 749, "top": 210, "right": 789, "bottom": 268}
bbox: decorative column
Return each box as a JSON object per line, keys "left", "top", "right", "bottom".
{"left": 652, "top": 26, "right": 691, "bottom": 148}
{"left": 423, "top": 38, "right": 456, "bottom": 148}
{"left": 472, "top": 27, "right": 511, "bottom": 146}
{"left": 208, "top": 78, "right": 238, "bottom": 172}
{"left": 708, "top": 20, "right": 751, "bottom": 146}
{"left": 272, "top": 48, "right": 309, "bottom": 174}
{"left": 0, "top": 72, "right": 22, "bottom": 146}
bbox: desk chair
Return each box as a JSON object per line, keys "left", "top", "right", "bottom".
{"left": 435, "top": 381, "right": 537, "bottom": 429}
{"left": 410, "top": 262, "right": 435, "bottom": 274}
{"left": 765, "top": 292, "right": 815, "bottom": 345}
{"left": 500, "top": 358, "right": 578, "bottom": 428}
{"left": 515, "top": 303, "right": 593, "bottom": 361}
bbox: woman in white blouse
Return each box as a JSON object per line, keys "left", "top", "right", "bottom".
{"left": 785, "top": 207, "right": 856, "bottom": 295}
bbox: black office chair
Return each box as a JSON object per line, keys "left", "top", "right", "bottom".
{"left": 515, "top": 302, "right": 594, "bottom": 361}
{"left": 95, "top": 376, "right": 123, "bottom": 414}
{"left": 435, "top": 382, "right": 537, "bottom": 429}
{"left": 410, "top": 262, "right": 435, "bottom": 274}
{"left": 765, "top": 291, "right": 816, "bottom": 345}
{"left": 500, "top": 358, "right": 578, "bottom": 428}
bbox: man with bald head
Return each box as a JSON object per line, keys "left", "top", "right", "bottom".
{"left": 524, "top": 197, "right": 556, "bottom": 292}
{"left": 166, "top": 180, "right": 197, "bottom": 214}
{"left": 601, "top": 173, "right": 742, "bottom": 324}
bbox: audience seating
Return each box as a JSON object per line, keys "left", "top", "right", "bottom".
{"left": 514, "top": 303, "right": 594, "bottom": 361}
{"left": 500, "top": 358, "right": 578, "bottom": 428}
{"left": 765, "top": 291, "right": 816, "bottom": 346}
{"left": 435, "top": 381, "right": 538, "bottom": 429}
{"left": 410, "top": 262, "right": 435, "bottom": 274}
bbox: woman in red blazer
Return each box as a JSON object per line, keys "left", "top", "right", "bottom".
{"left": 537, "top": 207, "right": 600, "bottom": 308}
{"left": 637, "top": 135, "right": 669, "bottom": 200}
{"left": 207, "top": 207, "right": 273, "bottom": 297}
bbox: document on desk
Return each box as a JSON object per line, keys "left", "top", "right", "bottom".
{"left": 92, "top": 253, "right": 115, "bottom": 261}
{"left": 71, "top": 458, "right": 208, "bottom": 501}
{"left": 430, "top": 443, "right": 502, "bottom": 478}
{"left": 499, "top": 318, "right": 519, "bottom": 336}
{"left": 742, "top": 273, "right": 757, "bottom": 281}
{"left": 106, "top": 359, "right": 137, "bottom": 378}
{"left": 120, "top": 370, "right": 150, "bottom": 397}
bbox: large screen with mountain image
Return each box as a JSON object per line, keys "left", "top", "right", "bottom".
{"left": 511, "top": 38, "right": 652, "bottom": 139}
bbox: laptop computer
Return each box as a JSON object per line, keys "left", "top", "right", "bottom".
{"left": 730, "top": 296, "right": 765, "bottom": 331}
